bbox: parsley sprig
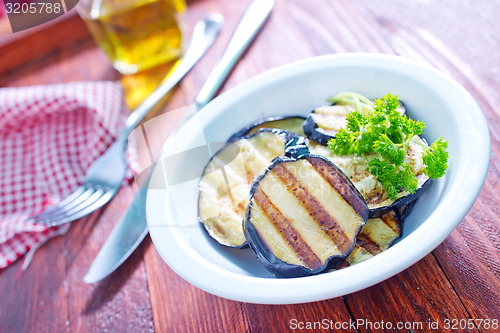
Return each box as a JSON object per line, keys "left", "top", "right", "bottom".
{"left": 327, "top": 93, "right": 449, "bottom": 200}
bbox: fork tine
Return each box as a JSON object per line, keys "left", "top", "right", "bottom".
{"left": 29, "top": 186, "right": 89, "bottom": 220}
{"left": 38, "top": 188, "right": 105, "bottom": 223}
{"left": 44, "top": 191, "right": 116, "bottom": 227}
{"left": 30, "top": 187, "right": 96, "bottom": 224}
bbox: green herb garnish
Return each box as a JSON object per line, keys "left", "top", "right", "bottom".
{"left": 327, "top": 93, "right": 449, "bottom": 200}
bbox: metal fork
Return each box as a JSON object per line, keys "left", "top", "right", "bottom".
{"left": 28, "top": 14, "right": 223, "bottom": 227}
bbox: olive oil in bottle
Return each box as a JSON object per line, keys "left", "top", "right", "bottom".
{"left": 79, "top": 0, "right": 185, "bottom": 74}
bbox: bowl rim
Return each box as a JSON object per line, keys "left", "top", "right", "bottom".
{"left": 146, "top": 53, "right": 491, "bottom": 304}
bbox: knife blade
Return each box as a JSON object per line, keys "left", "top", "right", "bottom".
{"left": 84, "top": 187, "right": 148, "bottom": 283}
{"left": 84, "top": 0, "right": 275, "bottom": 284}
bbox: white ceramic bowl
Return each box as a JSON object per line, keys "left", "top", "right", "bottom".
{"left": 146, "top": 53, "right": 490, "bottom": 304}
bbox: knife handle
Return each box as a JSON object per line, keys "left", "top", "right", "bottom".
{"left": 195, "top": 0, "right": 275, "bottom": 109}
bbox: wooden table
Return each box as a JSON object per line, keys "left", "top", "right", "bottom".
{"left": 1, "top": 1, "right": 499, "bottom": 332}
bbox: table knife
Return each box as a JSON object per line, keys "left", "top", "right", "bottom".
{"left": 195, "top": 0, "right": 275, "bottom": 108}
{"left": 84, "top": 187, "right": 148, "bottom": 283}
{"left": 84, "top": 0, "right": 275, "bottom": 284}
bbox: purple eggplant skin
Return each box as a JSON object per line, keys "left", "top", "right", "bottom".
{"left": 198, "top": 128, "right": 300, "bottom": 249}
{"left": 227, "top": 115, "right": 306, "bottom": 142}
{"left": 396, "top": 201, "right": 416, "bottom": 221}
{"left": 368, "top": 178, "right": 432, "bottom": 218}
{"left": 243, "top": 154, "right": 369, "bottom": 278}
{"left": 389, "top": 202, "right": 416, "bottom": 245}
{"left": 302, "top": 113, "right": 332, "bottom": 146}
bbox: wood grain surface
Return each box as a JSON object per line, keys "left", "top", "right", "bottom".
{"left": 0, "top": 0, "right": 499, "bottom": 332}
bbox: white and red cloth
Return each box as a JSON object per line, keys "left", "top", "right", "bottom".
{"left": 0, "top": 82, "right": 130, "bottom": 269}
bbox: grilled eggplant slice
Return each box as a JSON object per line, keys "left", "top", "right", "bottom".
{"left": 303, "top": 99, "right": 405, "bottom": 146}
{"left": 335, "top": 209, "right": 402, "bottom": 269}
{"left": 368, "top": 178, "right": 430, "bottom": 217}
{"left": 198, "top": 129, "right": 296, "bottom": 248}
{"left": 228, "top": 116, "right": 306, "bottom": 142}
{"left": 396, "top": 201, "right": 416, "bottom": 220}
{"left": 303, "top": 104, "right": 358, "bottom": 146}
{"left": 309, "top": 136, "right": 430, "bottom": 217}
{"left": 244, "top": 154, "right": 369, "bottom": 277}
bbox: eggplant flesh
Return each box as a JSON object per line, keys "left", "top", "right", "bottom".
{"left": 198, "top": 130, "right": 290, "bottom": 248}
{"left": 335, "top": 209, "right": 402, "bottom": 269}
{"left": 368, "top": 176, "right": 430, "bottom": 218}
{"left": 303, "top": 104, "right": 355, "bottom": 146}
{"left": 303, "top": 101, "right": 406, "bottom": 147}
{"left": 309, "top": 135, "right": 430, "bottom": 217}
{"left": 228, "top": 116, "right": 306, "bottom": 142}
{"left": 245, "top": 155, "right": 369, "bottom": 277}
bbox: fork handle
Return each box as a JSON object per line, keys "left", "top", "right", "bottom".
{"left": 121, "top": 14, "right": 223, "bottom": 138}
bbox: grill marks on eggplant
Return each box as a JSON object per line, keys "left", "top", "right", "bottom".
{"left": 302, "top": 104, "right": 355, "bottom": 146}
{"left": 336, "top": 210, "right": 402, "bottom": 269}
{"left": 255, "top": 170, "right": 341, "bottom": 266}
{"left": 271, "top": 163, "right": 352, "bottom": 254}
{"left": 380, "top": 210, "right": 401, "bottom": 235}
{"left": 355, "top": 234, "right": 381, "bottom": 256}
{"left": 198, "top": 131, "right": 287, "bottom": 248}
{"left": 252, "top": 187, "right": 323, "bottom": 269}
{"left": 195, "top": 95, "right": 430, "bottom": 278}
{"left": 246, "top": 157, "right": 369, "bottom": 276}
{"left": 306, "top": 157, "right": 368, "bottom": 220}
{"left": 311, "top": 104, "right": 354, "bottom": 134}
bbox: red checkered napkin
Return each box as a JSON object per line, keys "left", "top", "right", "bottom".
{"left": 0, "top": 82, "right": 130, "bottom": 269}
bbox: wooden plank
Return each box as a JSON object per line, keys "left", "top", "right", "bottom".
{"left": 243, "top": 300, "right": 356, "bottom": 332}
{"left": 0, "top": 11, "right": 93, "bottom": 75}
{"left": 344, "top": 254, "right": 480, "bottom": 333}
{"left": 0, "top": 187, "right": 155, "bottom": 332}
{"left": 432, "top": 202, "right": 500, "bottom": 322}
{"left": 143, "top": 240, "right": 250, "bottom": 333}
{"left": 63, "top": 186, "right": 154, "bottom": 332}
{"left": 0, "top": 0, "right": 498, "bottom": 332}
{"left": 350, "top": 1, "right": 500, "bottom": 329}
{"left": 0, "top": 9, "right": 149, "bottom": 331}
{"left": 182, "top": 0, "right": 315, "bottom": 104}
{"left": 286, "top": 0, "right": 392, "bottom": 54}
{"left": 0, "top": 32, "right": 117, "bottom": 87}
{"left": 0, "top": 222, "right": 73, "bottom": 333}
{"left": 285, "top": 1, "right": 488, "bottom": 330}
